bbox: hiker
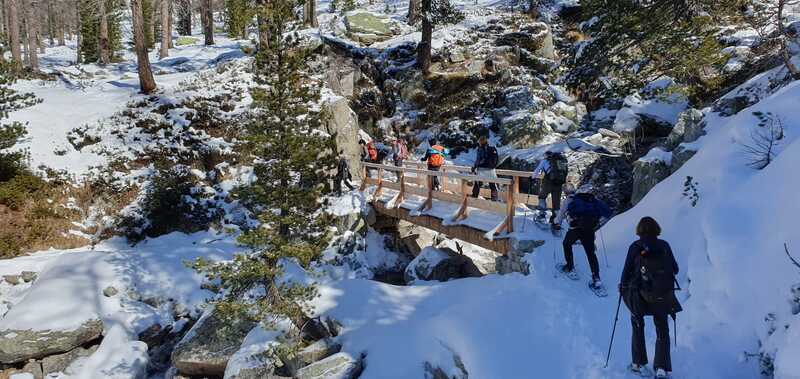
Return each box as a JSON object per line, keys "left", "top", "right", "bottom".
{"left": 470, "top": 136, "right": 499, "bottom": 201}
{"left": 359, "top": 138, "right": 378, "bottom": 177}
{"left": 619, "top": 217, "right": 682, "bottom": 379}
{"left": 392, "top": 137, "right": 409, "bottom": 167}
{"left": 554, "top": 185, "right": 612, "bottom": 288}
{"left": 532, "top": 151, "right": 569, "bottom": 224}
{"left": 421, "top": 138, "right": 447, "bottom": 191}
{"left": 334, "top": 152, "right": 356, "bottom": 195}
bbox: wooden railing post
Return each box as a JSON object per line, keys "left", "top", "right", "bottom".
{"left": 359, "top": 164, "right": 369, "bottom": 192}
{"left": 397, "top": 171, "right": 406, "bottom": 206}
{"left": 374, "top": 168, "right": 385, "bottom": 198}
{"left": 420, "top": 171, "right": 433, "bottom": 212}
{"left": 506, "top": 176, "right": 516, "bottom": 234}
{"left": 452, "top": 178, "right": 469, "bottom": 222}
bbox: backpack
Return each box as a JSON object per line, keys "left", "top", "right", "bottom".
{"left": 428, "top": 145, "right": 446, "bottom": 168}
{"left": 395, "top": 141, "right": 409, "bottom": 160}
{"left": 485, "top": 146, "right": 499, "bottom": 168}
{"left": 367, "top": 142, "right": 378, "bottom": 161}
{"left": 567, "top": 194, "right": 602, "bottom": 230}
{"left": 634, "top": 243, "right": 677, "bottom": 304}
{"left": 546, "top": 154, "right": 568, "bottom": 185}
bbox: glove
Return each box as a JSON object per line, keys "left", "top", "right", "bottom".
{"left": 471, "top": 168, "right": 477, "bottom": 175}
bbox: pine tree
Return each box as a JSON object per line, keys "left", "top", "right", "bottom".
{"left": 0, "top": 57, "right": 39, "bottom": 181}
{"left": 417, "top": 0, "right": 464, "bottom": 75}
{"left": 193, "top": 0, "right": 336, "bottom": 331}
{"left": 78, "top": 0, "right": 123, "bottom": 63}
{"left": 224, "top": 0, "right": 254, "bottom": 39}
{"left": 565, "top": 0, "right": 744, "bottom": 102}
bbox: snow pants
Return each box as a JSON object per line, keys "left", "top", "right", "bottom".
{"left": 562, "top": 228, "right": 599, "bottom": 279}
{"left": 429, "top": 165, "right": 441, "bottom": 191}
{"left": 471, "top": 168, "right": 498, "bottom": 201}
{"left": 631, "top": 313, "right": 672, "bottom": 372}
{"left": 538, "top": 180, "right": 562, "bottom": 223}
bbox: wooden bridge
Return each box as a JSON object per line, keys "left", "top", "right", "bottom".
{"left": 360, "top": 162, "right": 550, "bottom": 255}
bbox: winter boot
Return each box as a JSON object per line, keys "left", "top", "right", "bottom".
{"left": 655, "top": 368, "right": 668, "bottom": 378}
{"left": 557, "top": 264, "right": 580, "bottom": 280}
{"left": 628, "top": 364, "right": 641, "bottom": 374}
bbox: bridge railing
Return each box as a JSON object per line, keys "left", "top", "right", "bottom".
{"left": 359, "top": 162, "right": 536, "bottom": 236}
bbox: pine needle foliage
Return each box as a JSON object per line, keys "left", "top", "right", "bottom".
{"left": 0, "top": 58, "right": 40, "bottom": 181}
{"left": 193, "top": 0, "right": 337, "bottom": 330}
{"left": 566, "top": 0, "right": 745, "bottom": 101}
{"left": 78, "top": 0, "right": 124, "bottom": 62}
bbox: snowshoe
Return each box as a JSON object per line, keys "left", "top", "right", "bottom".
{"left": 655, "top": 369, "right": 669, "bottom": 379}
{"left": 588, "top": 279, "right": 608, "bottom": 297}
{"left": 555, "top": 264, "right": 580, "bottom": 281}
{"left": 550, "top": 223, "right": 563, "bottom": 237}
{"left": 629, "top": 364, "right": 653, "bottom": 377}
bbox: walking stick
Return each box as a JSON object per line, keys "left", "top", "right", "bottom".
{"left": 600, "top": 229, "right": 610, "bottom": 268}
{"left": 604, "top": 293, "right": 623, "bottom": 368}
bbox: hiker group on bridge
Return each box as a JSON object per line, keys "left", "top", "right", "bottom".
{"left": 341, "top": 134, "right": 682, "bottom": 379}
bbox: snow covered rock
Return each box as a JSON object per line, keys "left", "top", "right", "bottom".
{"left": 397, "top": 221, "right": 439, "bottom": 256}
{"left": 494, "top": 22, "right": 556, "bottom": 60}
{"left": 496, "top": 238, "right": 544, "bottom": 275}
{"left": 171, "top": 307, "right": 255, "bottom": 377}
{"left": 284, "top": 338, "right": 343, "bottom": 376}
{"left": 294, "top": 352, "right": 364, "bottom": 379}
{"left": 2, "top": 275, "right": 21, "bottom": 285}
{"left": 40, "top": 345, "right": 98, "bottom": 375}
{"left": 670, "top": 143, "right": 699, "bottom": 173}
{"left": 404, "top": 247, "right": 482, "bottom": 283}
{"left": 713, "top": 95, "right": 754, "bottom": 117}
{"left": 300, "top": 316, "right": 342, "bottom": 342}
{"left": 664, "top": 108, "right": 706, "bottom": 151}
{"left": 0, "top": 318, "right": 103, "bottom": 363}
{"left": 344, "top": 12, "right": 399, "bottom": 45}
{"left": 613, "top": 79, "right": 688, "bottom": 137}
{"left": 631, "top": 148, "right": 673, "bottom": 206}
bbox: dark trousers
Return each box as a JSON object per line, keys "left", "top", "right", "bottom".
{"left": 429, "top": 165, "right": 441, "bottom": 191}
{"left": 538, "top": 180, "right": 562, "bottom": 223}
{"left": 471, "top": 182, "right": 498, "bottom": 201}
{"left": 632, "top": 313, "right": 672, "bottom": 372}
{"left": 334, "top": 175, "right": 355, "bottom": 195}
{"left": 563, "top": 228, "right": 600, "bottom": 279}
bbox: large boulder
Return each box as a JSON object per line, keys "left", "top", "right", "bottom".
{"left": 41, "top": 345, "right": 99, "bottom": 375}
{"left": 0, "top": 319, "right": 103, "bottom": 363}
{"left": 325, "top": 97, "right": 363, "bottom": 179}
{"left": 671, "top": 143, "right": 699, "bottom": 173}
{"left": 664, "top": 108, "right": 706, "bottom": 151}
{"left": 284, "top": 338, "right": 343, "bottom": 376}
{"left": 294, "top": 352, "right": 364, "bottom": 379}
{"left": 344, "top": 12, "right": 398, "bottom": 44}
{"left": 713, "top": 95, "right": 754, "bottom": 117}
{"left": 499, "top": 110, "right": 547, "bottom": 148}
{"left": 404, "top": 247, "right": 482, "bottom": 283}
{"left": 397, "top": 221, "right": 440, "bottom": 256}
{"left": 171, "top": 308, "right": 255, "bottom": 377}
{"left": 496, "top": 238, "right": 544, "bottom": 275}
{"left": 495, "top": 22, "right": 555, "bottom": 60}
{"left": 631, "top": 148, "right": 673, "bottom": 205}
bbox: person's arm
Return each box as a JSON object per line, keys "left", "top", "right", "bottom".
{"left": 554, "top": 196, "right": 570, "bottom": 225}
{"left": 421, "top": 149, "right": 430, "bottom": 162}
{"left": 665, "top": 241, "right": 679, "bottom": 275}
{"left": 532, "top": 159, "right": 548, "bottom": 178}
{"left": 619, "top": 243, "right": 639, "bottom": 288}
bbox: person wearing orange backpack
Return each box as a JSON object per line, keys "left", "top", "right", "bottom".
{"left": 359, "top": 138, "right": 379, "bottom": 177}
{"left": 421, "top": 138, "right": 448, "bottom": 191}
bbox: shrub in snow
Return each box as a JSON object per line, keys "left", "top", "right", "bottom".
{"left": 682, "top": 176, "right": 699, "bottom": 207}
{"left": 742, "top": 111, "right": 785, "bottom": 170}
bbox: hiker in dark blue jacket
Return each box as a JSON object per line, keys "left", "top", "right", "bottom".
{"left": 554, "top": 185, "right": 612, "bottom": 287}
{"left": 619, "top": 217, "right": 682, "bottom": 379}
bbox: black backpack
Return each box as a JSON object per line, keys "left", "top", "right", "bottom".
{"left": 546, "top": 154, "right": 568, "bottom": 185}
{"left": 485, "top": 146, "right": 499, "bottom": 168}
{"left": 635, "top": 243, "right": 677, "bottom": 304}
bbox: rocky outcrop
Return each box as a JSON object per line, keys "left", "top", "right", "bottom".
{"left": 495, "top": 22, "right": 555, "bottom": 60}
{"left": 284, "top": 338, "right": 343, "bottom": 376}
{"left": 631, "top": 149, "right": 673, "bottom": 205}
{"left": 325, "top": 96, "right": 364, "bottom": 179}
{"left": 397, "top": 220, "right": 440, "bottom": 256}
{"left": 41, "top": 345, "right": 98, "bottom": 375}
{"left": 405, "top": 247, "right": 483, "bottom": 283}
{"left": 0, "top": 319, "right": 103, "bottom": 363}
{"left": 344, "top": 12, "right": 399, "bottom": 45}
{"left": 171, "top": 308, "right": 255, "bottom": 377}
{"left": 664, "top": 108, "right": 705, "bottom": 151}
{"left": 670, "top": 143, "right": 698, "bottom": 173}
{"left": 496, "top": 238, "right": 544, "bottom": 275}
{"left": 294, "top": 352, "right": 364, "bottom": 379}
{"left": 713, "top": 95, "right": 754, "bottom": 117}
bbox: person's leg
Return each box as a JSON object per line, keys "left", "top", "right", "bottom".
{"left": 549, "top": 185, "right": 563, "bottom": 223}
{"left": 489, "top": 182, "right": 498, "bottom": 201}
{"left": 653, "top": 314, "right": 672, "bottom": 372}
{"left": 578, "top": 229, "right": 600, "bottom": 279}
{"left": 344, "top": 178, "right": 356, "bottom": 190}
{"left": 472, "top": 181, "right": 482, "bottom": 197}
{"left": 562, "top": 229, "right": 579, "bottom": 271}
{"left": 631, "top": 314, "right": 648, "bottom": 366}
{"left": 537, "top": 180, "right": 550, "bottom": 211}
{"left": 430, "top": 166, "right": 440, "bottom": 191}
{"left": 334, "top": 176, "right": 343, "bottom": 195}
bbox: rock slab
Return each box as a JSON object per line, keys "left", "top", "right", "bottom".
{"left": 0, "top": 319, "right": 103, "bottom": 364}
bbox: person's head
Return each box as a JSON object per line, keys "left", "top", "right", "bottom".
{"left": 563, "top": 183, "right": 577, "bottom": 195}
{"left": 358, "top": 139, "right": 366, "bottom": 145}
{"left": 429, "top": 138, "right": 438, "bottom": 146}
{"left": 636, "top": 217, "right": 662, "bottom": 238}
{"left": 478, "top": 136, "right": 488, "bottom": 146}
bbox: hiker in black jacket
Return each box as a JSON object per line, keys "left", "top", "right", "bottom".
{"left": 619, "top": 217, "right": 682, "bottom": 379}
{"left": 334, "top": 152, "right": 356, "bottom": 195}
{"left": 471, "top": 136, "right": 499, "bottom": 201}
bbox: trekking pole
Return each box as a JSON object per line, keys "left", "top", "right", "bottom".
{"left": 600, "top": 229, "right": 610, "bottom": 268}
{"left": 604, "top": 293, "right": 623, "bottom": 368}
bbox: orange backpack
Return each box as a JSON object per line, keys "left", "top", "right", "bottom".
{"left": 428, "top": 145, "right": 445, "bottom": 167}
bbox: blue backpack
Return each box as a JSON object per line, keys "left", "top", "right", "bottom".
{"left": 567, "top": 194, "right": 611, "bottom": 230}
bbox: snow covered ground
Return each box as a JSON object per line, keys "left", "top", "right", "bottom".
{"left": 2, "top": 1, "right": 800, "bottom": 379}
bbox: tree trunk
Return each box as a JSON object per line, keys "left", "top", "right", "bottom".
{"left": 149, "top": 0, "right": 156, "bottom": 48}
{"left": 47, "top": 0, "right": 55, "bottom": 46}
{"left": 303, "top": 0, "right": 317, "bottom": 27}
{"left": 417, "top": 0, "right": 431, "bottom": 75}
{"left": 159, "top": 0, "right": 169, "bottom": 58}
{"left": 75, "top": 0, "right": 82, "bottom": 63}
{"left": 57, "top": 0, "right": 65, "bottom": 46}
{"left": 257, "top": 8, "right": 268, "bottom": 50}
{"left": 24, "top": 0, "right": 39, "bottom": 70}
{"left": 98, "top": 0, "right": 110, "bottom": 64}
{"left": 167, "top": 1, "right": 173, "bottom": 47}
{"left": 407, "top": 0, "right": 417, "bottom": 24}
{"left": 8, "top": 0, "right": 22, "bottom": 70}
{"left": 201, "top": 0, "right": 213, "bottom": 45}
{"left": 528, "top": 0, "right": 539, "bottom": 18}
{"left": 0, "top": 0, "right": 6, "bottom": 39}
{"left": 177, "top": 0, "right": 191, "bottom": 35}
{"left": 131, "top": 0, "right": 157, "bottom": 93}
